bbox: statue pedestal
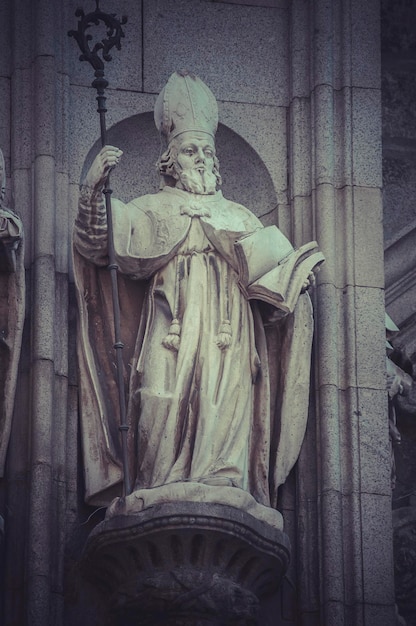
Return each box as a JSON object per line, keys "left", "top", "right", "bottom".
{"left": 82, "top": 501, "right": 290, "bottom": 625}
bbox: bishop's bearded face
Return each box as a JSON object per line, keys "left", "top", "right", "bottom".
{"left": 172, "top": 132, "right": 219, "bottom": 195}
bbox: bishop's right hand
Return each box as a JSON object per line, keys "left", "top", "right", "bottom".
{"left": 84, "top": 145, "right": 123, "bottom": 189}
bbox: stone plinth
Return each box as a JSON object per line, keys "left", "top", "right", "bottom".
{"left": 82, "top": 501, "right": 290, "bottom": 626}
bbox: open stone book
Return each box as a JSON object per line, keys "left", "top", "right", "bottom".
{"left": 235, "top": 225, "right": 325, "bottom": 314}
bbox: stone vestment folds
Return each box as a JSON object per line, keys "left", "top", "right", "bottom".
{"left": 74, "top": 186, "right": 313, "bottom": 507}
{"left": 0, "top": 209, "right": 24, "bottom": 475}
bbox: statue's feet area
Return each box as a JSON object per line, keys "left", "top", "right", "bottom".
{"left": 107, "top": 482, "right": 284, "bottom": 530}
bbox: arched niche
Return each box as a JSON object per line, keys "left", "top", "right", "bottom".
{"left": 82, "top": 112, "right": 277, "bottom": 222}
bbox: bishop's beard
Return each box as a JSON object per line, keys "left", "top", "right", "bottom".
{"left": 174, "top": 166, "right": 218, "bottom": 195}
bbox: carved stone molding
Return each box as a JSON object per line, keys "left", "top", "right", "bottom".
{"left": 82, "top": 501, "right": 291, "bottom": 625}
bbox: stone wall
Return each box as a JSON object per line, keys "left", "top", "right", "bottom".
{"left": 382, "top": 2, "right": 416, "bottom": 624}
{"left": 383, "top": 0, "right": 416, "bottom": 355}
{"left": 0, "top": 1, "right": 397, "bottom": 624}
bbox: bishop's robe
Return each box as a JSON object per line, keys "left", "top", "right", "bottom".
{"left": 0, "top": 208, "right": 24, "bottom": 475}
{"left": 73, "top": 185, "right": 313, "bottom": 508}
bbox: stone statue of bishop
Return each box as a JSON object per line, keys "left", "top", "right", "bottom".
{"left": 73, "top": 70, "right": 321, "bottom": 528}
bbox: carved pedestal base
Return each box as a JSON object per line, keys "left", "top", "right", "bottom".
{"left": 82, "top": 501, "right": 290, "bottom": 625}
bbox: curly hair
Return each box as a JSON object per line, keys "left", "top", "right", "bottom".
{"left": 156, "top": 140, "right": 222, "bottom": 188}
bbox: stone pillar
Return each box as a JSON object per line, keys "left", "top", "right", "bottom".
{"left": 289, "top": 1, "right": 396, "bottom": 624}
{"left": 3, "top": 3, "right": 33, "bottom": 623}
{"left": 2, "top": 1, "right": 72, "bottom": 624}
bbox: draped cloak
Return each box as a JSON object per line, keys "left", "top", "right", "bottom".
{"left": 73, "top": 186, "right": 314, "bottom": 508}
{"left": 0, "top": 209, "right": 24, "bottom": 475}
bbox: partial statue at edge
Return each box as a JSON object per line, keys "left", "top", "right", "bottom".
{"left": 0, "top": 148, "right": 24, "bottom": 476}
{"left": 73, "top": 71, "right": 324, "bottom": 528}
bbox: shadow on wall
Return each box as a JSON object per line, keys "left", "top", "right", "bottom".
{"left": 81, "top": 112, "right": 277, "bottom": 222}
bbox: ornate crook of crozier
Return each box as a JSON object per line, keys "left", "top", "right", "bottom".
{"left": 68, "top": 0, "right": 127, "bottom": 74}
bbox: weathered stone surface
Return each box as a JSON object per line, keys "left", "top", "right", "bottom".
{"left": 381, "top": 4, "right": 416, "bottom": 618}
{"left": 107, "top": 483, "right": 285, "bottom": 530}
{"left": 354, "top": 287, "right": 387, "bottom": 389}
{"left": 393, "top": 507, "right": 416, "bottom": 626}
{"left": 382, "top": 71, "right": 416, "bottom": 141}
{"left": 143, "top": 0, "right": 288, "bottom": 106}
{"left": 381, "top": 0, "right": 416, "bottom": 54}
{"left": 352, "top": 187, "right": 385, "bottom": 288}
{"left": 383, "top": 154, "right": 416, "bottom": 245}
{"left": 361, "top": 493, "right": 395, "bottom": 606}
{"left": 352, "top": 88, "right": 383, "bottom": 188}
{"left": 358, "top": 389, "right": 391, "bottom": 496}
{"left": 351, "top": 0, "right": 381, "bottom": 89}
{"left": 218, "top": 101, "right": 287, "bottom": 205}
{"left": 82, "top": 501, "right": 291, "bottom": 626}
{"left": 385, "top": 226, "right": 416, "bottom": 293}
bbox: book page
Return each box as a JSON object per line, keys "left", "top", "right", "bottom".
{"left": 235, "top": 226, "right": 294, "bottom": 285}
